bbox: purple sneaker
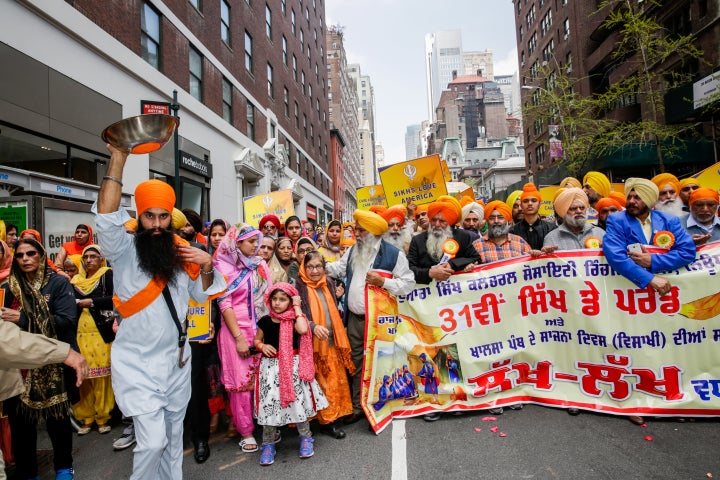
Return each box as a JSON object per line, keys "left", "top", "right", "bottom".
{"left": 299, "top": 436, "right": 314, "bottom": 458}
{"left": 259, "top": 444, "right": 276, "bottom": 466}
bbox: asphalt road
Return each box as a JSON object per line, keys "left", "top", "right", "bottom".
{"left": 29, "top": 405, "right": 720, "bottom": 479}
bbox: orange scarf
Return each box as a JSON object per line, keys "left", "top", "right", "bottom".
{"left": 113, "top": 234, "right": 202, "bottom": 318}
{"left": 298, "top": 265, "right": 355, "bottom": 376}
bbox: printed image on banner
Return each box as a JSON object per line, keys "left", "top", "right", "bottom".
{"left": 356, "top": 185, "right": 387, "bottom": 210}
{"left": 379, "top": 154, "right": 448, "bottom": 207}
{"left": 243, "top": 190, "right": 294, "bottom": 227}
{"left": 362, "top": 241, "right": 720, "bottom": 434}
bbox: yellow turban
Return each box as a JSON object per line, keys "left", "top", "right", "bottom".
{"left": 624, "top": 178, "right": 658, "bottom": 207}
{"left": 689, "top": 187, "right": 719, "bottom": 205}
{"left": 651, "top": 173, "right": 680, "bottom": 194}
{"left": 380, "top": 205, "right": 407, "bottom": 226}
{"left": 553, "top": 187, "right": 567, "bottom": 202}
{"left": 172, "top": 208, "right": 188, "bottom": 230}
{"left": 608, "top": 191, "right": 626, "bottom": 208}
{"left": 554, "top": 188, "right": 589, "bottom": 218}
{"left": 124, "top": 218, "right": 138, "bottom": 233}
{"left": 428, "top": 195, "right": 462, "bottom": 225}
{"left": 560, "top": 177, "right": 582, "bottom": 189}
{"left": 135, "top": 179, "right": 175, "bottom": 216}
{"left": 484, "top": 200, "right": 512, "bottom": 222}
{"left": 353, "top": 209, "right": 388, "bottom": 235}
{"left": 505, "top": 190, "right": 522, "bottom": 210}
{"left": 583, "top": 171, "right": 611, "bottom": 198}
{"left": 679, "top": 177, "right": 701, "bottom": 190}
{"left": 520, "top": 183, "right": 542, "bottom": 202}
{"left": 0, "top": 220, "right": 5, "bottom": 243}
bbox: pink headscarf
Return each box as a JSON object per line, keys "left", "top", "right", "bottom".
{"left": 0, "top": 240, "right": 11, "bottom": 283}
{"left": 265, "top": 282, "right": 315, "bottom": 408}
{"left": 213, "top": 223, "right": 264, "bottom": 298}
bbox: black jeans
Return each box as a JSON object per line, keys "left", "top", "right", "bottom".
{"left": 184, "top": 341, "right": 211, "bottom": 447}
{"left": 5, "top": 394, "right": 73, "bottom": 478}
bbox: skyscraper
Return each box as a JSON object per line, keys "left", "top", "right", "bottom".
{"left": 424, "top": 30, "right": 463, "bottom": 120}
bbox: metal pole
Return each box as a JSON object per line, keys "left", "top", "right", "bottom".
{"left": 170, "top": 90, "right": 180, "bottom": 195}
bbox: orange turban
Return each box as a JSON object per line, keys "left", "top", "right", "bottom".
{"left": 689, "top": 187, "right": 719, "bottom": 205}
{"left": 135, "top": 179, "right": 175, "bottom": 216}
{"left": 596, "top": 197, "right": 623, "bottom": 212}
{"left": 124, "top": 218, "right": 138, "bottom": 233}
{"left": 583, "top": 171, "right": 611, "bottom": 198}
{"left": 415, "top": 204, "right": 429, "bottom": 218}
{"left": 679, "top": 177, "right": 701, "bottom": 190}
{"left": 560, "top": 177, "right": 582, "bottom": 189}
{"left": 520, "top": 183, "right": 542, "bottom": 202}
{"left": 651, "top": 173, "right": 680, "bottom": 194}
{"left": 353, "top": 209, "right": 388, "bottom": 235}
{"left": 369, "top": 205, "right": 387, "bottom": 215}
{"left": 459, "top": 196, "right": 474, "bottom": 208}
{"left": 20, "top": 229, "right": 42, "bottom": 242}
{"left": 608, "top": 191, "right": 626, "bottom": 208}
{"left": 381, "top": 205, "right": 406, "bottom": 226}
{"left": 484, "top": 201, "right": 512, "bottom": 222}
{"left": 554, "top": 188, "right": 589, "bottom": 217}
{"left": 428, "top": 196, "right": 462, "bottom": 225}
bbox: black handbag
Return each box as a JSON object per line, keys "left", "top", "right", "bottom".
{"left": 88, "top": 274, "right": 117, "bottom": 343}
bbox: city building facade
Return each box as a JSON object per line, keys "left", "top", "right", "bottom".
{"left": 424, "top": 29, "right": 464, "bottom": 120}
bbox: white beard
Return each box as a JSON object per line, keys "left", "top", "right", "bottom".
{"left": 351, "top": 234, "right": 381, "bottom": 273}
{"left": 426, "top": 226, "right": 453, "bottom": 262}
{"left": 383, "top": 227, "right": 412, "bottom": 252}
{"left": 654, "top": 198, "right": 685, "bottom": 217}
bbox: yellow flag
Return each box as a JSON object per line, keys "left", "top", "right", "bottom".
{"left": 356, "top": 185, "right": 388, "bottom": 210}
{"left": 243, "top": 190, "right": 295, "bottom": 227}
{"left": 379, "top": 154, "right": 448, "bottom": 207}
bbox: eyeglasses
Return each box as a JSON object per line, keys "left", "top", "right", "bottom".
{"left": 14, "top": 251, "right": 39, "bottom": 259}
{"left": 297, "top": 248, "right": 314, "bottom": 255}
{"left": 306, "top": 264, "right": 324, "bottom": 271}
{"left": 262, "top": 224, "right": 277, "bottom": 230}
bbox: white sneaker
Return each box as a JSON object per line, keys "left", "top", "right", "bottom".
{"left": 113, "top": 424, "right": 136, "bottom": 450}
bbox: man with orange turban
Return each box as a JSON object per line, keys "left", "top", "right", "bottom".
{"left": 325, "top": 209, "right": 414, "bottom": 424}
{"left": 259, "top": 214, "right": 281, "bottom": 240}
{"left": 510, "top": 183, "right": 557, "bottom": 250}
{"left": 651, "top": 173, "right": 684, "bottom": 217}
{"left": 413, "top": 204, "right": 430, "bottom": 233}
{"left": 595, "top": 197, "right": 623, "bottom": 230}
{"left": 381, "top": 205, "right": 412, "bottom": 253}
{"left": 95, "top": 145, "right": 227, "bottom": 480}
{"left": 608, "top": 191, "right": 627, "bottom": 208}
{"left": 681, "top": 187, "right": 720, "bottom": 245}
{"left": 470, "top": 200, "right": 532, "bottom": 269}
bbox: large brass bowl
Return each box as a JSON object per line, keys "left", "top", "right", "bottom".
{"left": 101, "top": 114, "right": 179, "bottom": 154}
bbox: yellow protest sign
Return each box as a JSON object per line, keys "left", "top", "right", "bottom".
{"left": 188, "top": 298, "right": 211, "bottom": 341}
{"left": 379, "top": 154, "right": 448, "bottom": 207}
{"left": 440, "top": 160, "right": 451, "bottom": 182}
{"left": 362, "top": 242, "right": 720, "bottom": 433}
{"left": 356, "top": 185, "right": 387, "bottom": 210}
{"left": 243, "top": 190, "right": 294, "bottom": 227}
{"left": 691, "top": 161, "right": 720, "bottom": 191}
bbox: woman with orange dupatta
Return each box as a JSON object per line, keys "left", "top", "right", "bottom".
{"left": 294, "top": 251, "right": 354, "bottom": 439}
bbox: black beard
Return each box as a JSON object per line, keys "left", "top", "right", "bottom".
{"left": 135, "top": 224, "right": 180, "bottom": 285}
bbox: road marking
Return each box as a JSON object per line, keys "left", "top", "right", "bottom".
{"left": 391, "top": 420, "right": 407, "bottom": 480}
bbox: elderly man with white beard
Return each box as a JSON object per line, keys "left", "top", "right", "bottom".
{"left": 325, "top": 209, "right": 415, "bottom": 425}
{"left": 542, "top": 188, "right": 606, "bottom": 252}
{"left": 380, "top": 205, "right": 413, "bottom": 253}
{"left": 651, "top": 173, "right": 686, "bottom": 218}
{"left": 407, "top": 196, "right": 480, "bottom": 285}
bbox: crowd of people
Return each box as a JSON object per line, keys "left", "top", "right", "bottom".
{"left": 0, "top": 159, "right": 718, "bottom": 478}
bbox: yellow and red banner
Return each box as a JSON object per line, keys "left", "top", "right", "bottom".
{"left": 243, "top": 190, "right": 294, "bottom": 227}
{"left": 362, "top": 242, "right": 720, "bottom": 433}
{"left": 188, "top": 298, "right": 211, "bottom": 341}
{"left": 356, "top": 185, "right": 387, "bottom": 210}
{"left": 379, "top": 154, "right": 448, "bottom": 207}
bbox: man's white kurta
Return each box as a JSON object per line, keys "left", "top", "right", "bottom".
{"left": 93, "top": 206, "right": 226, "bottom": 416}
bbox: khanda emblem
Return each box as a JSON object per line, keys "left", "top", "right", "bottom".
{"left": 262, "top": 195, "right": 273, "bottom": 209}
{"left": 369, "top": 187, "right": 376, "bottom": 197}
{"left": 403, "top": 164, "right": 417, "bottom": 183}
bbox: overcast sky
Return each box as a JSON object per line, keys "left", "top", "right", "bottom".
{"left": 325, "top": 0, "right": 519, "bottom": 169}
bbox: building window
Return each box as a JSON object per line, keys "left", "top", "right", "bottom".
{"left": 141, "top": 2, "right": 160, "bottom": 69}
{"left": 308, "top": 84, "right": 312, "bottom": 98}
{"left": 221, "top": 0, "right": 231, "bottom": 46}
{"left": 303, "top": 114, "right": 307, "bottom": 137}
{"left": 316, "top": 98, "right": 320, "bottom": 120}
{"left": 222, "top": 77, "right": 233, "bottom": 123}
{"left": 244, "top": 31, "right": 253, "bottom": 73}
{"left": 294, "top": 101, "right": 299, "bottom": 128}
{"left": 563, "top": 18, "right": 570, "bottom": 39}
{"left": 267, "top": 63, "right": 274, "bottom": 98}
{"left": 528, "top": 32, "right": 537, "bottom": 55}
{"left": 301, "top": 71, "right": 306, "bottom": 95}
{"left": 265, "top": 4, "right": 272, "bottom": 39}
{"left": 540, "top": 10, "right": 553, "bottom": 37}
{"left": 281, "top": 0, "right": 286, "bottom": 15}
{"left": 189, "top": 45, "right": 203, "bottom": 101}
{"left": 292, "top": 55, "right": 297, "bottom": 81}
{"left": 246, "top": 102, "right": 255, "bottom": 141}
{"left": 282, "top": 35, "right": 288, "bottom": 65}
{"left": 189, "top": 0, "right": 201, "bottom": 11}
{"left": 284, "top": 87, "right": 290, "bottom": 117}
{"left": 291, "top": 9, "right": 296, "bottom": 35}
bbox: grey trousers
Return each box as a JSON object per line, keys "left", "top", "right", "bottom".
{"left": 346, "top": 311, "right": 366, "bottom": 414}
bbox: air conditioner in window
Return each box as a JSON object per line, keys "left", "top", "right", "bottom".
{"left": 563, "top": 33, "right": 569, "bottom": 40}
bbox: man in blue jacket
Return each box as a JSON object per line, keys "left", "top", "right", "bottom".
{"left": 602, "top": 177, "right": 696, "bottom": 296}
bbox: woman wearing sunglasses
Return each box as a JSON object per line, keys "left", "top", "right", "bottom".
{"left": 1, "top": 238, "right": 79, "bottom": 480}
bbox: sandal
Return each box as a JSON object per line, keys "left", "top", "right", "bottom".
{"left": 239, "top": 436, "right": 259, "bottom": 453}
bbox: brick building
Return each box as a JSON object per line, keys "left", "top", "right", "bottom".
{"left": 0, "top": 0, "right": 334, "bottom": 228}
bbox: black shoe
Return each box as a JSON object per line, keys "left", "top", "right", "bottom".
{"left": 343, "top": 412, "right": 364, "bottom": 425}
{"left": 194, "top": 441, "right": 210, "bottom": 464}
{"left": 323, "top": 423, "right": 346, "bottom": 439}
{"left": 423, "top": 412, "right": 441, "bottom": 422}
{"left": 568, "top": 408, "right": 580, "bottom": 416}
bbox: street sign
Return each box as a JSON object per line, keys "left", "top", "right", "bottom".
{"left": 140, "top": 100, "right": 171, "bottom": 115}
